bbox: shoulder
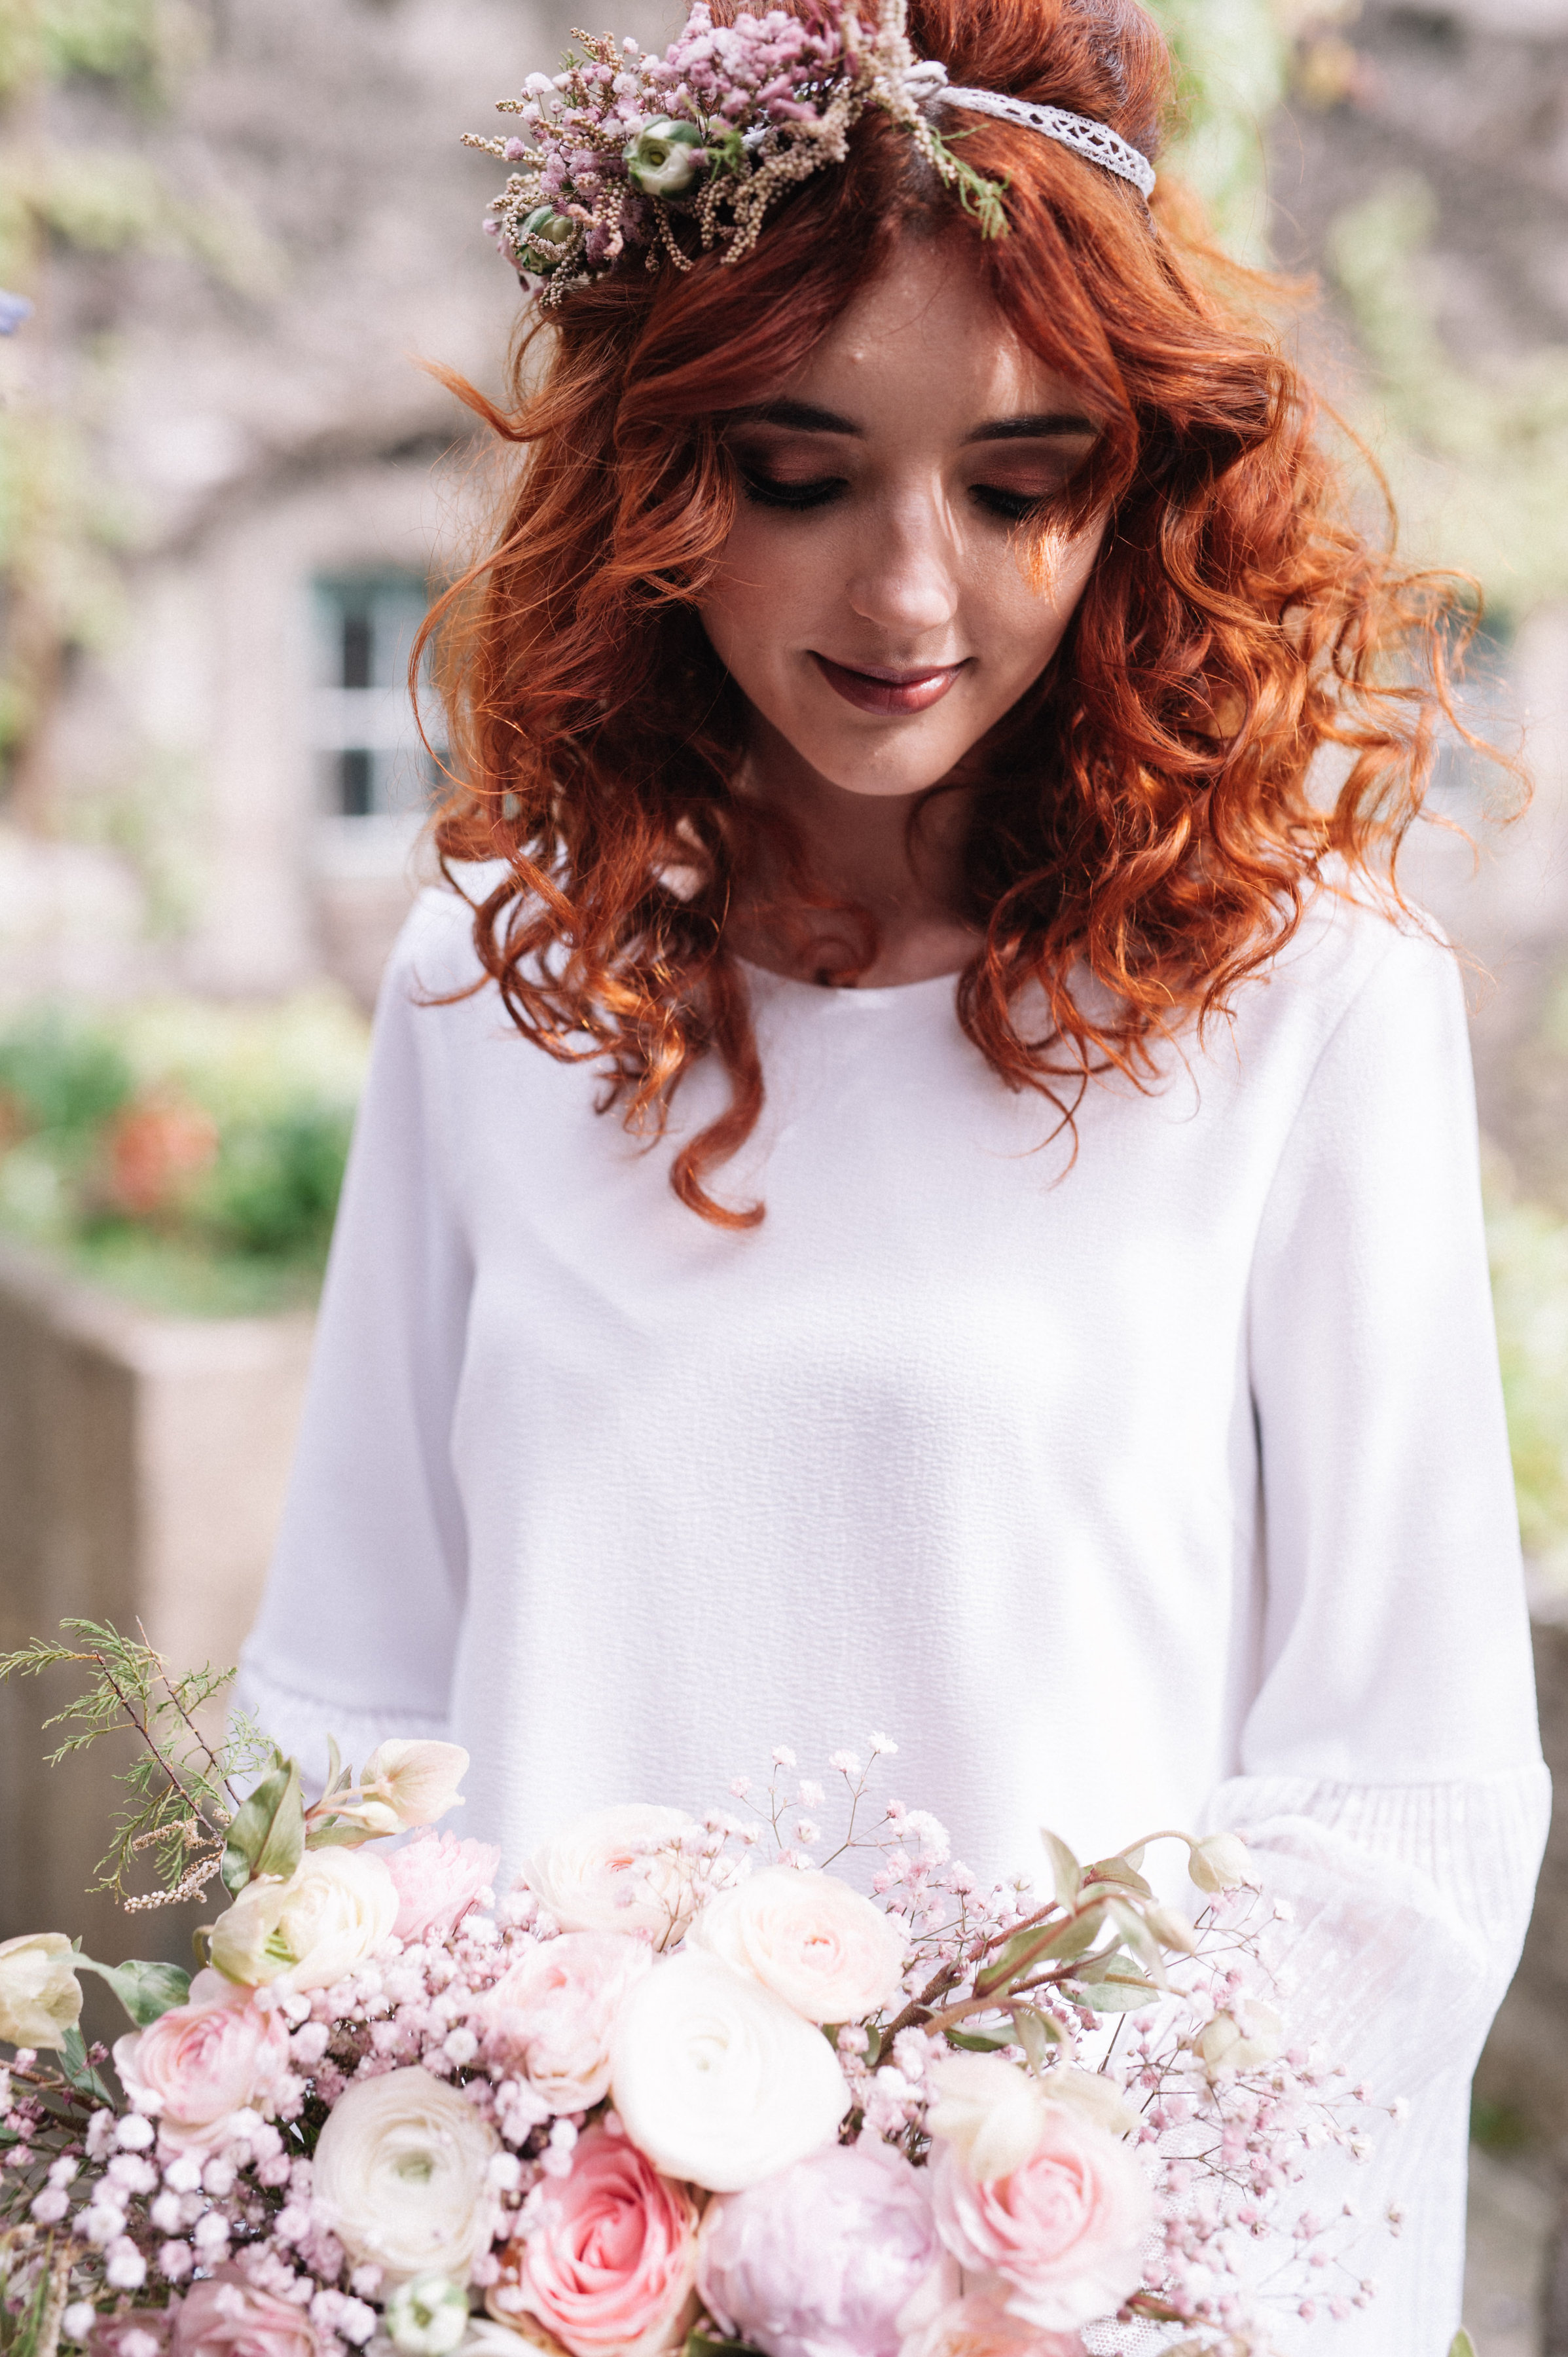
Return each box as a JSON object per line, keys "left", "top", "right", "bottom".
{"left": 380, "top": 866, "right": 509, "bottom": 1008}
{"left": 1229, "top": 878, "right": 1463, "bottom": 1072}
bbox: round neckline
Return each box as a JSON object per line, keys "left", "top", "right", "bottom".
{"left": 735, "top": 954, "right": 964, "bottom": 1006}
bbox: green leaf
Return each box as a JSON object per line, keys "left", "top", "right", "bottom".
{"left": 221, "top": 1759, "right": 303, "bottom": 1894}
{"left": 685, "top": 2337, "right": 765, "bottom": 2357}
{"left": 1085, "top": 1855, "right": 1154, "bottom": 1899}
{"left": 981, "top": 1904, "right": 1106, "bottom": 1993}
{"left": 303, "top": 1817, "right": 374, "bottom": 1850}
{"left": 1039, "top": 1829, "right": 1082, "bottom": 1910}
{"left": 1069, "top": 1966, "right": 1161, "bottom": 2013}
{"left": 76, "top": 1955, "right": 191, "bottom": 2028}
{"left": 861, "top": 2023, "right": 883, "bottom": 2069}
{"left": 945, "top": 2025, "right": 1016, "bottom": 2052}
{"left": 1104, "top": 1896, "right": 1169, "bottom": 1988}
{"left": 1010, "top": 2004, "right": 1068, "bottom": 2070}
{"left": 57, "top": 2025, "right": 111, "bottom": 2101}
{"left": 1448, "top": 2338, "right": 1477, "bottom": 2357}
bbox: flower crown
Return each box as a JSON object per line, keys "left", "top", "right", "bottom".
{"left": 464, "top": 0, "right": 1156, "bottom": 308}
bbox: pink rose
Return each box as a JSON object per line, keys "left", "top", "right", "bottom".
{"left": 481, "top": 1932, "right": 652, "bottom": 2111}
{"left": 699, "top": 2141, "right": 955, "bottom": 2357}
{"left": 170, "top": 2270, "right": 319, "bottom": 2357}
{"left": 900, "top": 2295, "right": 1084, "bottom": 2357}
{"left": 386, "top": 1831, "right": 501, "bottom": 1945}
{"left": 929, "top": 2108, "right": 1154, "bottom": 2332}
{"left": 492, "top": 2124, "right": 699, "bottom": 2357}
{"left": 113, "top": 1972, "right": 292, "bottom": 2154}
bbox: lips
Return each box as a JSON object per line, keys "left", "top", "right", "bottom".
{"left": 811, "top": 653, "right": 967, "bottom": 717}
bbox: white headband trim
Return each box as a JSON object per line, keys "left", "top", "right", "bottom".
{"left": 904, "top": 60, "right": 1157, "bottom": 201}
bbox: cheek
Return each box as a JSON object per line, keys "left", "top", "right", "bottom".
{"left": 700, "top": 517, "right": 818, "bottom": 676}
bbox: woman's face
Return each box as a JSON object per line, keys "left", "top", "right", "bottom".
{"left": 700, "top": 231, "right": 1106, "bottom": 800}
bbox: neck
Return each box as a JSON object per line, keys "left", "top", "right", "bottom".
{"left": 727, "top": 718, "right": 981, "bottom": 989}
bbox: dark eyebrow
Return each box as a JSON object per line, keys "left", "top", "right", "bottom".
{"left": 966, "top": 412, "right": 1101, "bottom": 444}
{"left": 725, "top": 399, "right": 864, "bottom": 436}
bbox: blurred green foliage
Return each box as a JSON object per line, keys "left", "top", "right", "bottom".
{"left": 1488, "top": 1182, "right": 1568, "bottom": 1587}
{"left": 1328, "top": 176, "right": 1568, "bottom": 625}
{"left": 0, "top": 993, "right": 369, "bottom": 1315}
{"left": 1146, "top": 0, "right": 1291, "bottom": 260}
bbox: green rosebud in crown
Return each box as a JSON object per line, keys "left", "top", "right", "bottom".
{"left": 624, "top": 119, "right": 706, "bottom": 199}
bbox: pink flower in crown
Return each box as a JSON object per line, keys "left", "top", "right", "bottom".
{"left": 928, "top": 2105, "right": 1153, "bottom": 2333}
{"left": 490, "top": 2124, "right": 699, "bottom": 2357}
{"left": 481, "top": 1930, "right": 652, "bottom": 2111}
{"left": 384, "top": 1831, "right": 501, "bottom": 1945}
{"left": 113, "top": 1972, "right": 293, "bottom": 2154}
{"left": 170, "top": 2268, "right": 321, "bottom": 2357}
{"left": 698, "top": 2140, "right": 956, "bottom": 2357}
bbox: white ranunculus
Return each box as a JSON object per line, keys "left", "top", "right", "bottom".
{"left": 1194, "top": 1998, "right": 1283, "bottom": 2075}
{"left": 686, "top": 1866, "right": 905, "bottom": 2023}
{"left": 312, "top": 2066, "right": 499, "bottom": 2285}
{"left": 0, "top": 1934, "right": 82, "bottom": 2049}
{"left": 524, "top": 1805, "right": 699, "bottom": 1943}
{"left": 209, "top": 1849, "right": 399, "bottom": 1991}
{"left": 610, "top": 1952, "right": 850, "bottom": 2192}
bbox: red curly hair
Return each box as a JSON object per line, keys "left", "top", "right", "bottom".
{"left": 427, "top": 0, "right": 1472, "bottom": 1226}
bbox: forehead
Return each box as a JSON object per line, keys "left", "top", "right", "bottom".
{"left": 775, "top": 231, "right": 1085, "bottom": 428}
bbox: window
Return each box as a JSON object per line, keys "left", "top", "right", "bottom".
{"left": 310, "top": 573, "right": 443, "bottom": 821}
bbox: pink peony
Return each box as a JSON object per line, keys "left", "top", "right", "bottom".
{"left": 929, "top": 2108, "right": 1154, "bottom": 2333}
{"left": 900, "top": 2295, "right": 1085, "bottom": 2357}
{"left": 698, "top": 2141, "right": 955, "bottom": 2357}
{"left": 385, "top": 1831, "right": 501, "bottom": 1944}
{"left": 170, "top": 2270, "right": 320, "bottom": 2357}
{"left": 481, "top": 1931, "right": 651, "bottom": 2111}
{"left": 492, "top": 2124, "right": 699, "bottom": 2357}
{"left": 113, "top": 1972, "right": 293, "bottom": 2154}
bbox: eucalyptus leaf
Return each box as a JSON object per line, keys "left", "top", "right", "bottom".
{"left": 221, "top": 1759, "right": 304, "bottom": 1894}
{"left": 946, "top": 2025, "right": 1016, "bottom": 2052}
{"left": 1039, "top": 1829, "right": 1082, "bottom": 1910}
{"left": 75, "top": 1955, "right": 191, "bottom": 2028}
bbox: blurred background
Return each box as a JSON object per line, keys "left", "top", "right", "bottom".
{"left": 2, "top": 0, "right": 1568, "bottom": 2344}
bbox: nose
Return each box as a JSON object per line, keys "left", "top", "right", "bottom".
{"left": 843, "top": 488, "right": 960, "bottom": 640}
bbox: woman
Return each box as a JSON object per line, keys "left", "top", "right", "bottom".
{"left": 241, "top": 0, "right": 1546, "bottom": 2345}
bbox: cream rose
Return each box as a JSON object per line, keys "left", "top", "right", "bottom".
{"left": 525, "top": 1807, "right": 699, "bottom": 1944}
{"left": 0, "top": 1933, "right": 82, "bottom": 2049}
{"left": 610, "top": 1952, "right": 850, "bottom": 2192}
{"left": 210, "top": 1850, "right": 399, "bottom": 1991}
{"left": 312, "top": 2065, "right": 499, "bottom": 2284}
{"left": 481, "top": 1931, "right": 651, "bottom": 2111}
{"left": 687, "top": 1867, "right": 905, "bottom": 2022}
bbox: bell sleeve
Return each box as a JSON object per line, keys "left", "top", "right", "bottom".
{"left": 1202, "top": 916, "right": 1550, "bottom": 2352}
{"left": 236, "top": 892, "right": 475, "bottom": 1781}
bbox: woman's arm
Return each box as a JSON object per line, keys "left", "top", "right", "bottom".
{"left": 236, "top": 892, "right": 476, "bottom": 1782}
{"left": 1211, "top": 913, "right": 1550, "bottom": 2348}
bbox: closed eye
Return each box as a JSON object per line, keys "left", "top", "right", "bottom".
{"left": 737, "top": 466, "right": 848, "bottom": 512}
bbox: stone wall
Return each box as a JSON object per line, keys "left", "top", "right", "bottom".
{"left": 0, "top": 1244, "right": 313, "bottom": 1967}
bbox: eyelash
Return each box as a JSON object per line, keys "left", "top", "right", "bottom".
{"left": 737, "top": 468, "right": 1063, "bottom": 524}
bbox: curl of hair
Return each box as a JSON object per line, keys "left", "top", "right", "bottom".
{"left": 424, "top": 0, "right": 1486, "bottom": 1228}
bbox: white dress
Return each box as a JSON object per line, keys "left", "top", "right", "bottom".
{"left": 240, "top": 877, "right": 1548, "bottom": 2354}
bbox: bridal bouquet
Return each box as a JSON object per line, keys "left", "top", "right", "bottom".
{"left": 0, "top": 1624, "right": 1403, "bottom": 2357}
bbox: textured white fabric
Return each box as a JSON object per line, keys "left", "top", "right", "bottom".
{"left": 239, "top": 879, "right": 1547, "bottom": 2352}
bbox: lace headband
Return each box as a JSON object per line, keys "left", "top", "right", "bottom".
{"left": 465, "top": 0, "right": 1157, "bottom": 307}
